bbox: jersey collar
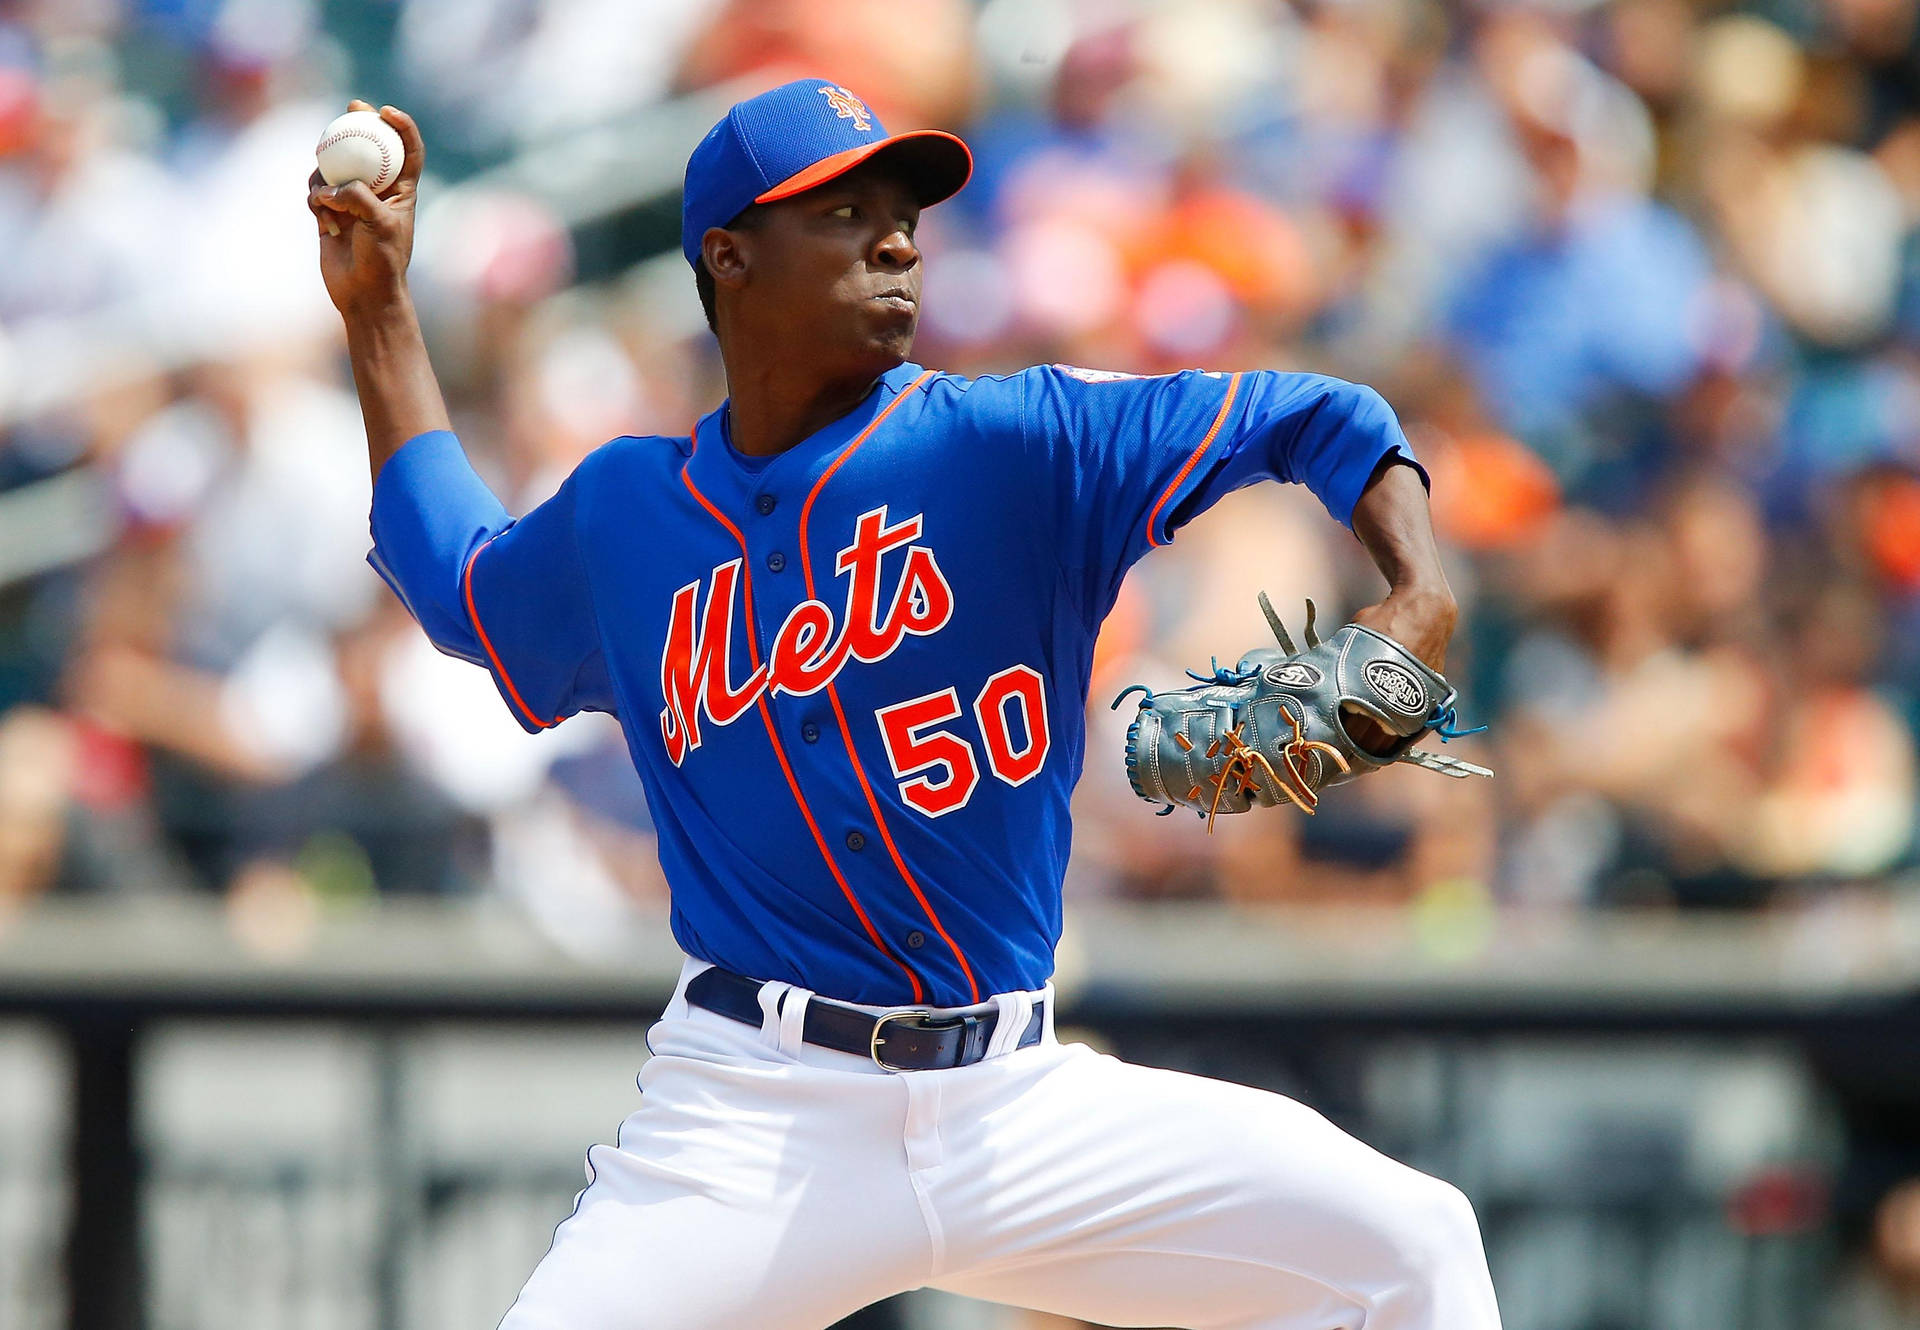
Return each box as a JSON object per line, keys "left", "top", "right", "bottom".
{"left": 687, "top": 362, "right": 930, "bottom": 504}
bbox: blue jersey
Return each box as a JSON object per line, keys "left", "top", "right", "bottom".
{"left": 370, "top": 362, "right": 1422, "bottom": 1006}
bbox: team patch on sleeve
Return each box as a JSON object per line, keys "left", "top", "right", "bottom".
{"left": 1052, "top": 365, "right": 1229, "bottom": 385}
{"left": 1050, "top": 365, "right": 1142, "bottom": 384}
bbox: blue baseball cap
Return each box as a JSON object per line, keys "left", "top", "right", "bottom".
{"left": 681, "top": 79, "right": 973, "bottom": 269}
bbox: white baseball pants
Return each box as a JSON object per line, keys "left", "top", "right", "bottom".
{"left": 497, "top": 961, "right": 1501, "bottom": 1330}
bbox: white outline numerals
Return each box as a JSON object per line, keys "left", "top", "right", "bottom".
{"left": 973, "top": 665, "right": 1049, "bottom": 787}
{"left": 875, "top": 688, "right": 980, "bottom": 818}
{"left": 873, "top": 664, "right": 1052, "bottom": 818}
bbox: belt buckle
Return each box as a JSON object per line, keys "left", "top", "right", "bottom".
{"left": 870, "top": 1008, "right": 935, "bottom": 1071}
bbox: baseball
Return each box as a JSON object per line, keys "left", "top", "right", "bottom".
{"left": 315, "top": 110, "right": 404, "bottom": 194}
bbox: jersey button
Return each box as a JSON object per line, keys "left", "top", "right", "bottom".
{"left": 766, "top": 551, "right": 786, "bottom": 572}
{"left": 845, "top": 830, "right": 866, "bottom": 852}
{"left": 755, "top": 493, "right": 776, "bottom": 515}
{"left": 905, "top": 930, "right": 926, "bottom": 950}
{"left": 801, "top": 721, "right": 821, "bottom": 743}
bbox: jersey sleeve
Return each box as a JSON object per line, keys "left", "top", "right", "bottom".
{"left": 1017, "top": 365, "right": 1427, "bottom": 621}
{"left": 367, "top": 429, "right": 608, "bottom": 733}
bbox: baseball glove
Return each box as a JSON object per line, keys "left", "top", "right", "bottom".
{"left": 1114, "top": 593, "right": 1492, "bottom": 826}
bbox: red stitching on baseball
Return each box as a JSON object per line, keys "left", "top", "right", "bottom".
{"left": 318, "top": 128, "right": 395, "bottom": 187}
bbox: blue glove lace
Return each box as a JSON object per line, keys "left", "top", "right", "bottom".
{"left": 1184, "top": 657, "right": 1261, "bottom": 687}
{"left": 1429, "top": 702, "right": 1488, "bottom": 742}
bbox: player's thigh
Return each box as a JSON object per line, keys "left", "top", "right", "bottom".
{"left": 499, "top": 1060, "right": 929, "bottom": 1330}
{"left": 500, "top": 1153, "right": 908, "bottom": 1330}
{"left": 933, "top": 1046, "right": 1498, "bottom": 1329}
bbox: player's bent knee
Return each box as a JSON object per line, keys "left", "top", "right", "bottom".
{"left": 1414, "top": 1179, "right": 1489, "bottom": 1270}
{"left": 1372, "top": 1175, "right": 1495, "bottom": 1311}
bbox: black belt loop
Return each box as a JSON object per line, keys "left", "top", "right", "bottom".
{"left": 685, "top": 966, "right": 1044, "bottom": 1072}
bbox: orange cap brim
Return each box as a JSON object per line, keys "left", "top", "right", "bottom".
{"left": 754, "top": 129, "right": 973, "bottom": 208}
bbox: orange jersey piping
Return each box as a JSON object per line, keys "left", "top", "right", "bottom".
{"left": 1145, "top": 372, "right": 1243, "bottom": 549}
{"left": 463, "top": 538, "right": 558, "bottom": 731}
{"left": 798, "top": 371, "right": 983, "bottom": 1003}
{"left": 681, "top": 435, "right": 925, "bottom": 1003}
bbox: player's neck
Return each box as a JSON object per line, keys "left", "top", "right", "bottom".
{"left": 721, "top": 357, "right": 893, "bottom": 458}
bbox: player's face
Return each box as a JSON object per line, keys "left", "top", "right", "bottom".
{"left": 739, "top": 164, "right": 924, "bottom": 369}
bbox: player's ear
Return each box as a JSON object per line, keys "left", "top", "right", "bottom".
{"left": 703, "top": 227, "right": 750, "bottom": 291}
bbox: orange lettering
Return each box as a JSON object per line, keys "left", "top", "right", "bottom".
{"left": 837, "top": 508, "right": 923, "bottom": 661}
{"left": 662, "top": 512, "right": 956, "bottom": 763}
{"left": 769, "top": 599, "right": 849, "bottom": 696}
{"left": 657, "top": 560, "right": 766, "bottom": 765}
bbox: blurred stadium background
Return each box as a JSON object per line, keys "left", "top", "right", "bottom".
{"left": 1, "top": 0, "right": 1919, "bottom": 1327}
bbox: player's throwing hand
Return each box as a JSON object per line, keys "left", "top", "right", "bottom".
{"left": 308, "top": 101, "right": 426, "bottom": 318}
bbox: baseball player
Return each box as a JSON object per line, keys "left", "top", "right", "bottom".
{"left": 310, "top": 82, "right": 1501, "bottom": 1330}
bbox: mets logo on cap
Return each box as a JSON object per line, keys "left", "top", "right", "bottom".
{"left": 819, "top": 85, "right": 872, "bottom": 131}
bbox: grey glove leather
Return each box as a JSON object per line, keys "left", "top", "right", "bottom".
{"left": 1117, "top": 594, "right": 1492, "bottom": 822}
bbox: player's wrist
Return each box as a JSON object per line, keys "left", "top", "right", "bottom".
{"left": 340, "top": 283, "right": 420, "bottom": 338}
{"left": 1383, "top": 579, "right": 1457, "bottom": 621}
{"left": 1353, "top": 585, "right": 1455, "bottom": 673}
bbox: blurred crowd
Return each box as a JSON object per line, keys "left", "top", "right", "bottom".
{"left": 0, "top": 0, "right": 1918, "bottom": 955}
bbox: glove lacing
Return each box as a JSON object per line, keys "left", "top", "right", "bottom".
{"left": 1201, "top": 704, "right": 1351, "bottom": 828}
{"left": 1428, "top": 701, "right": 1488, "bottom": 742}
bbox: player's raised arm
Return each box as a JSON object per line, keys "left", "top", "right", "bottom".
{"left": 309, "top": 102, "right": 605, "bottom": 733}
{"left": 308, "top": 101, "right": 448, "bottom": 481}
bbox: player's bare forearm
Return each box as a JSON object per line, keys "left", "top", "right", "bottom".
{"left": 1349, "top": 458, "right": 1457, "bottom": 672}
{"left": 341, "top": 295, "right": 452, "bottom": 481}
{"left": 308, "top": 101, "right": 447, "bottom": 481}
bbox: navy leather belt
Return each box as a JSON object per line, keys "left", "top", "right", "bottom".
{"left": 685, "top": 966, "right": 1045, "bottom": 1072}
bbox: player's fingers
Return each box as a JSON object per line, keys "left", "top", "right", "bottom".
{"left": 306, "top": 193, "right": 341, "bottom": 238}
{"left": 312, "top": 180, "right": 382, "bottom": 223}
{"left": 381, "top": 105, "right": 426, "bottom": 184}
{"left": 347, "top": 98, "right": 375, "bottom": 113}
{"left": 309, "top": 183, "right": 348, "bottom": 215}
{"left": 307, "top": 190, "right": 344, "bottom": 237}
